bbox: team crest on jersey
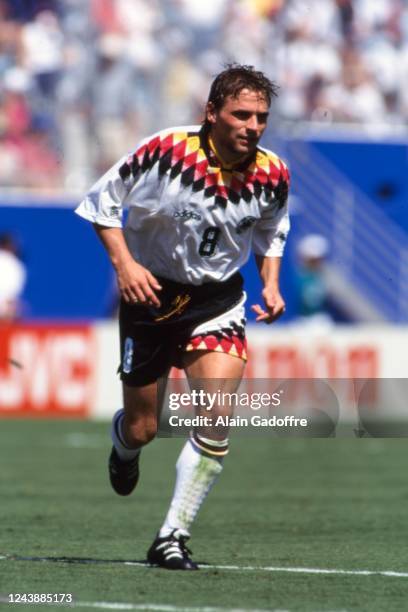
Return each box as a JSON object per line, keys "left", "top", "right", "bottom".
{"left": 120, "top": 128, "right": 290, "bottom": 209}
{"left": 236, "top": 216, "right": 257, "bottom": 234}
{"left": 109, "top": 205, "right": 121, "bottom": 218}
{"left": 276, "top": 231, "right": 288, "bottom": 243}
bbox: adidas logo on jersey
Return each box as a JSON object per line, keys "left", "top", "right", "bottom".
{"left": 173, "top": 210, "right": 202, "bottom": 221}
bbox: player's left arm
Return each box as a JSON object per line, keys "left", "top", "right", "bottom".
{"left": 251, "top": 255, "right": 285, "bottom": 323}
{"left": 251, "top": 159, "right": 290, "bottom": 324}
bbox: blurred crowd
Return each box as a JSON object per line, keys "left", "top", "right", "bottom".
{"left": 0, "top": 0, "right": 407, "bottom": 191}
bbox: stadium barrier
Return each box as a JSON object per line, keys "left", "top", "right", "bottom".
{"left": 0, "top": 322, "right": 407, "bottom": 425}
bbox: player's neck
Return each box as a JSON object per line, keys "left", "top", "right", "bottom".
{"left": 208, "top": 134, "right": 249, "bottom": 169}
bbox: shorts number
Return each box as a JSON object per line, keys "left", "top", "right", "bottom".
{"left": 199, "top": 226, "right": 220, "bottom": 257}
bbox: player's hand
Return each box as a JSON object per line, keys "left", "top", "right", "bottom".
{"left": 251, "top": 287, "right": 285, "bottom": 324}
{"left": 116, "top": 259, "right": 162, "bottom": 307}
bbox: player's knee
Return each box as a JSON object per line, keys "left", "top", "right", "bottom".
{"left": 126, "top": 417, "right": 158, "bottom": 447}
{"left": 138, "top": 420, "right": 158, "bottom": 445}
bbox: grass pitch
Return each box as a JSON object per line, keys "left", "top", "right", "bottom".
{"left": 1, "top": 419, "right": 408, "bottom": 611}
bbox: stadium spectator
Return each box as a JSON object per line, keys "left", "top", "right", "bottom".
{"left": 0, "top": 233, "right": 26, "bottom": 320}
{"left": 20, "top": 10, "right": 64, "bottom": 102}
{"left": 0, "top": 0, "right": 407, "bottom": 190}
{"left": 16, "top": 116, "right": 62, "bottom": 189}
{"left": 313, "top": 49, "right": 387, "bottom": 123}
{"left": 2, "top": 0, "right": 59, "bottom": 22}
{"left": 1, "top": 67, "right": 32, "bottom": 139}
{"left": 75, "top": 65, "right": 290, "bottom": 569}
{"left": 90, "top": 34, "right": 143, "bottom": 173}
{"left": 176, "top": 0, "right": 228, "bottom": 55}
{"left": 294, "top": 234, "right": 333, "bottom": 327}
{"left": 335, "top": 0, "right": 354, "bottom": 41}
{"left": 0, "top": 66, "right": 61, "bottom": 189}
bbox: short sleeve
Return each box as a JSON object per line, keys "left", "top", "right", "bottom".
{"left": 75, "top": 157, "right": 130, "bottom": 227}
{"left": 252, "top": 162, "right": 290, "bottom": 257}
{"left": 75, "top": 132, "right": 161, "bottom": 227}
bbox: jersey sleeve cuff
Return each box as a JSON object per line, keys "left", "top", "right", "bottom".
{"left": 252, "top": 247, "right": 284, "bottom": 257}
{"left": 74, "top": 204, "right": 123, "bottom": 228}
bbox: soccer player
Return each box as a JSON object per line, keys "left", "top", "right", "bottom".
{"left": 75, "top": 64, "right": 290, "bottom": 570}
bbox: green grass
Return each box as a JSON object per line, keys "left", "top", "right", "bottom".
{"left": 1, "top": 420, "right": 408, "bottom": 611}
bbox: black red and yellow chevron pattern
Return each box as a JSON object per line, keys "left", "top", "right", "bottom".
{"left": 120, "top": 128, "right": 289, "bottom": 209}
{"left": 185, "top": 332, "right": 247, "bottom": 361}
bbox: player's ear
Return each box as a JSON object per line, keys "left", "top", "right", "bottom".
{"left": 206, "top": 102, "right": 217, "bottom": 125}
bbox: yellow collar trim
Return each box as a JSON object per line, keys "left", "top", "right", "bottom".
{"left": 208, "top": 135, "right": 247, "bottom": 170}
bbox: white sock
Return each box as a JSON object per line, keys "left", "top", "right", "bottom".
{"left": 111, "top": 408, "right": 141, "bottom": 462}
{"left": 159, "top": 436, "right": 228, "bottom": 538}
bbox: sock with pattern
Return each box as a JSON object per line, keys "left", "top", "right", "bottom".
{"left": 159, "top": 432, "right": 229, "bottom": 537}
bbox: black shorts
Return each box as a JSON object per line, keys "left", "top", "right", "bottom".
{"left": 118, "top": 272, "right": 245, "bottom": 387}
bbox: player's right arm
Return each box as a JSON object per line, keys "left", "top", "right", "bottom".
{"left": 75, "top": 143, "right": 163, "bottom": 306}
{"left": 93, "top": 225, "right": 162, "bottom": 306}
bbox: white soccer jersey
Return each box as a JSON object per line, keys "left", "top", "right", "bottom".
{"left": 75, "top": 125, "right": 290, "bottom": 285}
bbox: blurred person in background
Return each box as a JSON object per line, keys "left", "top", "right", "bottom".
{"left": 1, "top": 0, "right": 408, "bottom": 192}
{"left": 90, "top": 34, "right": 142, "bottom": 173}
{"left": 294, "top": 234, "right": 333, "bottom": 328}
{"left": 75, "top": 64, "right": 290, "bottom": 569}
{"left": 0, "top": 66, "right": 62, "bottom": 189}
{"left": 1, "top": 0, "right": 58, "bottom": 22}
{"left": 19, "top": 9, "right": 64, "bottom": 104}
{"left": 0, "top": 67, "right": 32, "bottom": 186}
{"left": 314, "top": 48, "right": 387, "bottom": 123}
{"left": 0, "top": 233, "right": 26, "bottom": 320}
{"left": 176, "top": 0, "right": 228, "bottom": 56}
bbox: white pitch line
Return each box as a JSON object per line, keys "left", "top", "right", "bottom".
{"left": 1, "top": 555, "right": 408, "bottom": 579}
{"left": 201, "top": 564, "right": 408, "bottom": 578}
{"left": 123, "top": 561, "right": 408, "bottom": 578}
{"left": 72, "top": 603, "right": 283, "bottom": 612}
{"left": 0, "top": 594, "right": 289, "bottom": 611}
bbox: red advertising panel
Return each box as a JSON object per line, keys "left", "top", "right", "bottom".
{"left": 0, "top": 323, "right": 95, "bottom": 418}
{"left": 265, "top": 344, "right": 378, "bottom": 379}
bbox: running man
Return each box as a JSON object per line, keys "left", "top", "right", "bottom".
{"left": 75, "top": 64, "right": 290, "bottom": 570}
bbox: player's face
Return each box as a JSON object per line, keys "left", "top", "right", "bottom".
{"left": 206, "top": 89, "right": 270, "bottom": 163}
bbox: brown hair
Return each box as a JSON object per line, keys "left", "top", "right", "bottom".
{"left": 205, "top": 64, "right": 279, "bottom": 118}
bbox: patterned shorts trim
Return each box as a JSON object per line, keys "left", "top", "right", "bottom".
{"left": 185, "top": 293, "right": 247, "bottom": 361}
{"left": 185, "top": 333, "right": 247, "bottom": 361}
